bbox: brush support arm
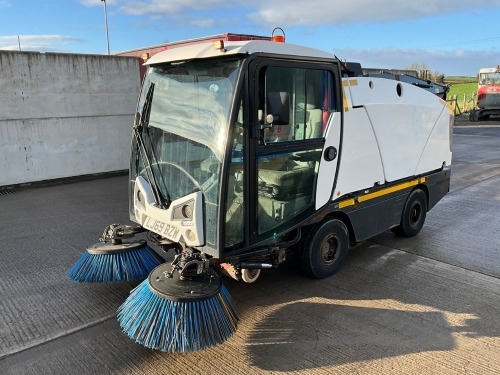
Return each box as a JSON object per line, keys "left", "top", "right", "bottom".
{"left": 99, "top": 223, "right": 146, "bottom": 245}
{"left": 170, "top": 250, "right": 211, "bottom": 279}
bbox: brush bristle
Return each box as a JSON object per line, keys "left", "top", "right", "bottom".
{"left": 68, "top": 246, "right": 162, "bottom": 282}
{"left": 117, "top": 279, "right": 239, "bottom": 352}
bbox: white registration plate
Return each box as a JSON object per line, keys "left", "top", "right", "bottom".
{"left": 143, "top": 216, "right": 180, "bottom": 241}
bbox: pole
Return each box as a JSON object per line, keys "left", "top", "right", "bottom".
{"left": 18, "top": 35, "right": 21, "bottom": 51}
{"left": 101, "top": 0, "right": 110, "bottom": 55}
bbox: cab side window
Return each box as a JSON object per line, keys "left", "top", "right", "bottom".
{"left": 259, "top": 67, "right": 334, "bottom": 145}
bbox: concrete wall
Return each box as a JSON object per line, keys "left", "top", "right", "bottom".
{"left": 0, "top": 51, "right": 141, "bottom": 186}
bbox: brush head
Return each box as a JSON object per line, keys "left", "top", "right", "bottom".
{"left": 86, "top": 240, "right": 148, "bottom": 254}
{"left": 148, "top": 263, "right": 221, "bottom": 301}
{"left": 68, "top": 240, "right": 163, "bottom": 282}
{"left": 117, "top": 263, "right": 239, "bottom": 352}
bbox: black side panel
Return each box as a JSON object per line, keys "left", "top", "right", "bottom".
{"left": 427, "top": 167, "right": 451, "bottom": 210}
{"left": 343, "top": 169, "right": 451, "bottom": 242}
{"left": 346, "top": 194, "right": 407, "bottom": 242}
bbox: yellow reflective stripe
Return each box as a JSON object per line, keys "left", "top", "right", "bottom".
{"left": 339, "top": 198, "right": 355, "bottom": 209}
{"left": 338, "top": 177, "right": 427, "bottom": 209}
{"left": 343, "top": 95, "right": 349, "bottom": 112}
{"left": 342, "top": 80, "right": 349, "bottom": 112}
{"left": 341, "top": 79, "right": 358, "bottom": 86}
{"left": 440, "top": 98, "right": 454, "bottom": 113}
{"left": 341, "top": 79, "right": 359, "bottom": 113}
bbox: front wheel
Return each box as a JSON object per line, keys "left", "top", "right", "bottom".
{"left": 300, "top": 219, "right": 349, "bottom": 279}
{"left": 393, "top": 189, "right": 427, "bottom": 237}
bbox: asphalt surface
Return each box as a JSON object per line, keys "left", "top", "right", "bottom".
{"left": 1, "top": 120, "right": 500, "bottom": 374}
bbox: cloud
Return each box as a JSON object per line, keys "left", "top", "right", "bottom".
{"left": 120, "top": 0, "right": 227, "bottom": 15}
{"left": 106, "top": 0, "right": 500, "bottom": 27}
{"left": 0, "top": 35, "right": 81, "bottom": 52}
{"left": 188, "top": 19, "right": 217, "bottom": 28}
{"left": 335, "top": 47, "right": 500, "bottom": 76}
{"left": 79, "top": 0, "right": 120, "bottom": 6}
{"left": 247, "top": 0, "right": 500, "bottom": 27}
{"left": 82, "top": 0, "right": 500, "bottom": 39}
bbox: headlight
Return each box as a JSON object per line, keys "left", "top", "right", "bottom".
{"left": 181, "top": 204, "right": 192, "bottom": 219}
{"left": 135, "top": 189, "right": 145, "bottom": 210}
{"left": 172, "top": 199, "right": 194, "bottom": 220}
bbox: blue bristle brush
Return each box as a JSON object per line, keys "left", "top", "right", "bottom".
{"left": 68, "top": 240, "right": 163, "bottom": 282}
{"left": 117, "top": 265, "right": 238, "bottom": 352}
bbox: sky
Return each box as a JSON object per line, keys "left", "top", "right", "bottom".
{"left": 1, "top": 0, "right": 500, "bottom": 76}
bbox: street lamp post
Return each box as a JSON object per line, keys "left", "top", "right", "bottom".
{"left": 101, "top": 0, "right": 110, "bottom": 55}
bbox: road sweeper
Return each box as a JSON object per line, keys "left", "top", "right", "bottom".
{"left": 469, "top": 65, "right": 500, "bottom": 121}
{"left": 69, "top": 32, "right": 453, "bottom": 353}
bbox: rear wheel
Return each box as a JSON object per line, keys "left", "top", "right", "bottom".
{"left": 393, "top": 189, "right": 427, "bottom": 237}
{"left": 300, "top": 219, "right": 349, "bottom": 279}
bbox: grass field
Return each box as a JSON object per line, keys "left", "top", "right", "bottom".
{"left": 444, "top": 77, "right": 477, "bottom": 113}
{"left": 444, "top": 76, "right": 476, "bottom": 84}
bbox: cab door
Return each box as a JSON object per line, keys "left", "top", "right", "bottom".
{"left": 248, "top": 59, "right": 342, "bottom": 243}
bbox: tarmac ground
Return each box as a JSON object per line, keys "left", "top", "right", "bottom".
{"left": 1, "top": 120, "right": 500, "bottom": 374}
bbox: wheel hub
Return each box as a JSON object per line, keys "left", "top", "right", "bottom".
{"left": 320, "top": 235, "right": 339, "bottom": 264}
{"left": 410, "top": 203, "right": 422, "bottom": 226}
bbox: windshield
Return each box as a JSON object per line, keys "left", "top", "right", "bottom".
{"left": 129, "top": 57, "right": 243, "bottom": 248}
{"left": 479, "top": 72, "right": 500, "bottom": 85}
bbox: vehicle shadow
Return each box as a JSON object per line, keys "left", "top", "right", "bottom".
{"left": 225, "top": 241, "right": 500, "bottom": 372}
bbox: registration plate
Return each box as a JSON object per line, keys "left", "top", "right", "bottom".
{"left": 144, "top": 216, "right": 180, "bottom": 241}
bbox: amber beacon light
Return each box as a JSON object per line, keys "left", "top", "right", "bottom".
{"left": 272, "top": 27, "right": 285, "bottom": 43}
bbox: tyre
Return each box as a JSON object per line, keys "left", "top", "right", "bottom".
{"left": 469, "top": 110, "right": 479, "bottom": 122}
{"left": 393, "top": 189, "right": 427, "bottom": 237}
{"left": 300, "top": 219, "right": 349, "bottom": 279}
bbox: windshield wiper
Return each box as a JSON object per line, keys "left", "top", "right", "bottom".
{"left": 133, "top": 83, "right": 170, "bottom": 209}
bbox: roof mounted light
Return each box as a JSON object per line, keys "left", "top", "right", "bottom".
{"left": 213, "top": 40, "right": 227, "bottom": 52}
{"left": 272, "top": 27, "right": 285, "bottom": 43}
